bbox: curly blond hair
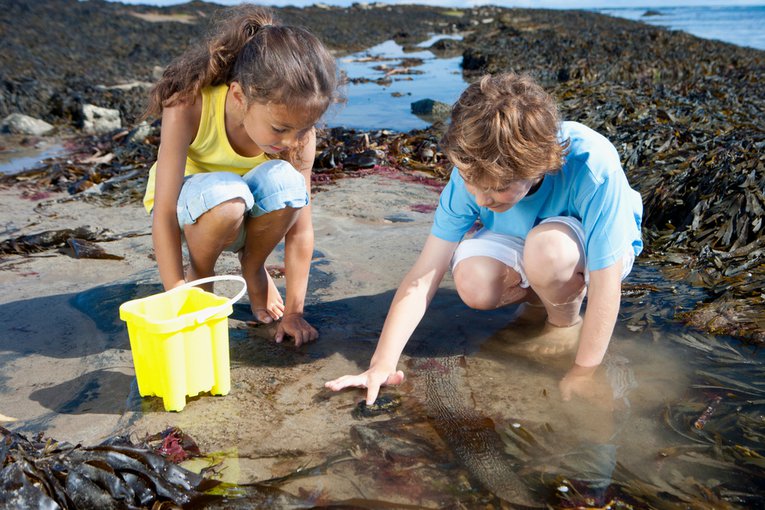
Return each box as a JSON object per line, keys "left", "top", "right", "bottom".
{"left": 441, "top": 73, "right": 568, "bottom": 189}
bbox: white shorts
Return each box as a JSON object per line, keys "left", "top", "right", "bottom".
{"left": 451, "top": 217, "right": 635, "bottom": 288}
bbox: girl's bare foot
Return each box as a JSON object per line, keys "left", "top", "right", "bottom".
{"left": 247, "top": 267, "right": 284, "bottom": 323}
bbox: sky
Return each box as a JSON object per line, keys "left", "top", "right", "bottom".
{"left": 109, "top": 0, "right": 765, "bottom": 8}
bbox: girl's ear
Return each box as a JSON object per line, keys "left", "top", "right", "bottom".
{"left": 229, "top": 81, "right": 248, "bottom": 110}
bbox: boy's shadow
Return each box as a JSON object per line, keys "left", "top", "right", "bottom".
{"left": 269, "top": 288, "right": 519, "bottom": 364}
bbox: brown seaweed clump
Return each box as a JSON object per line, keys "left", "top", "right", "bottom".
{"left": 0, "top": 425, "right": 218, "bottom": 509}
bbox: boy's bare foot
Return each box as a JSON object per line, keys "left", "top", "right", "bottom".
{"left": 519, "top": 319, "right": 583, "bottom": 356}
{"left": 247, "top": 268, "right": 285, "bottom": 323}
{"left": 510, "top": 302, "right": 548, "bottom": 326}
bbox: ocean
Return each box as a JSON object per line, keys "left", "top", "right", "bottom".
{"left": 595, "top": 4, "right": 765, "bottom": 50}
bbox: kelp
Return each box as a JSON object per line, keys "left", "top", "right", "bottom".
{"left": 0, "top": 425, "right": 219, "bottom": 509}
{"left": 0, "top": 226, "right": 146, "bottom": 257}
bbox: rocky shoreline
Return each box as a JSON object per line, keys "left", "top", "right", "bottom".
{"left": 1, "top": 0, "right": 763, "bottom": 343}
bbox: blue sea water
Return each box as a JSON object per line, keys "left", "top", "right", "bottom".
{"left": 596, "top": 5, "right": 765, "bottom": 50}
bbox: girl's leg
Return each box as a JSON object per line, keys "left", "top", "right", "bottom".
{"left": 184, "top": 198, "right": 246, "bottom": 289}
{"left": 239, "top": 159, "right": 310, "bottom": 323}
{"left": 523, "top": 221, "right": 586, "bottom": 327}
{"left": 240, "top": 207, "right": 300, "bottom": 322}
{"left": 175, "top": 172, "right": 255, "bottom": 291}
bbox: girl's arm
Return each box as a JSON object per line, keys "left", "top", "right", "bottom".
{"left": 151, "top": 100, "right": 201, "bottom": 290}
{"left": 276, "top": 128, "right": 318, "bottom": 345}
{"left": 559, "top": 259, "right": 622, "bottom": 401}
{"left": 325, "top": 234, "right": 459, "bottom": 404}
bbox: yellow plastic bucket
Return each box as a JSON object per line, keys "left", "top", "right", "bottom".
{"left": 119, "top": 275, "right": 247, "bottom": 411}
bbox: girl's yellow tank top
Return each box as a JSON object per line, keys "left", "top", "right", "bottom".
{"left": 143, "top": 84, "right": 270, "bottom": 213}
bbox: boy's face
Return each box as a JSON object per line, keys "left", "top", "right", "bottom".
{"left": 462, "top": 175, "right": 541, "bottom": 213}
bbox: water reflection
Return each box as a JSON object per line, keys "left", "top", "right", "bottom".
{"left": 211, "top": 263, "right": 764, "bottom": 508}
{"left": 0, "top": 142, "right": 66, "bottom": 175}
{"left": 326, "top": 37, "right": 467, "bottom": 132}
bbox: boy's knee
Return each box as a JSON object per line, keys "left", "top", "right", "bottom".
{"left": 454, "top": 258, "right": 503, "bottom": 310}
{"left": 524, "top": 225, "right": 582, "bottom": 286}
{"left": 244, "top": 160, "right": 309, "bottom": 217}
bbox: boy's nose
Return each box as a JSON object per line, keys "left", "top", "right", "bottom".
{"left": 475, "top": 192, "right": 493, "bottom": 207}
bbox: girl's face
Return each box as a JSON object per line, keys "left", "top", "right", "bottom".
{"left": 230, "top": 82, "right": 316, "bottom": 156}
{"left": 462, "top": 174, "right": 541, "bottom": 213}
{"left": 242, "top": 101, "right": 315, "bottom": 156}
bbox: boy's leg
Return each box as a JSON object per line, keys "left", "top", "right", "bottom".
{"left": 452, "top": 230, "right": 534, "bottom": 310}
{"left": 523, "top": 220, "right": 586, "bottom": 328}
{"left": 453, "top": 256, "right": 531, "bottom": 309}
{"left": 239, "top": 160, "right": 309, "bottom": 323}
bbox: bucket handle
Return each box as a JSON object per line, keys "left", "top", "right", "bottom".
{"left": 169, "top": 275, "right": 247, "bottom": 324}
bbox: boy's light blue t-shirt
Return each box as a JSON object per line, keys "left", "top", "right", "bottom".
{"left": 431, "top": 121, "right": 643, "bottom": 272}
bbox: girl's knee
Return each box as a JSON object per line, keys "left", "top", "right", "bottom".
{"left": 188, "top": 198, "right": 246, "bottom": 246}
{"left": 244, "top": 160, "right": 309, "bottom": 217}
{"left": 206, "top": 198, "right": 247, "bottom": 224}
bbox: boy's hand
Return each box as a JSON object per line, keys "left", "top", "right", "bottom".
{"left": 325, "top": 368, "right": 405, "bottom": 405}
{"left": 559, "top": 364, "right": 613, "bottom": 408}
{"left": 275, "top": 313, "right": 318, "bottom": 347}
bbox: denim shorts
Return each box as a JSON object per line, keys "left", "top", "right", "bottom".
{"left": 451, "top": 216, "right": 635, "bottom": 288}
{"left": 176, "top": 159, "right": 309, "bottom": 252}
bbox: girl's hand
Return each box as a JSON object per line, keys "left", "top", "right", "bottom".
{"left": 275, "top": 313, "right": 318, "bottom": 347}
{"left": 325, "top": 367, "right": 405, "bottom": 405}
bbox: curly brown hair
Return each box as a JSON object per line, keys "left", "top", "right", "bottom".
{"left": 441, "top": 73, "right": 568, "bottom": 189}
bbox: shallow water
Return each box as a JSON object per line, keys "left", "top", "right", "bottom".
{"left": 58, "top": 259, "right": 765, "bottom": 508}
{"left": 325, "top": 37, "right": 467, "bottom": 131}
{"left": 0, "top": 142, "right": 66, "bottom": 175}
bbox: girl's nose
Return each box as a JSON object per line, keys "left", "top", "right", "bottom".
{"left": 282, "top": 132, "right": 299, "bottom": 148}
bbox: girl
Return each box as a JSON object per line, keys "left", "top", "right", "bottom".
{"left": 143, "top": 5, "right": 338, "bottom": 346}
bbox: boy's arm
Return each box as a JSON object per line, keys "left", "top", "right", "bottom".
{"left": 560, "top": 259, "right": 623, "bottom": 401}
{"left": 325, "top": 234, "right": 459, "bottom": 404}
{"left": 278, "top": 129, "right": 318, "bottom": 346}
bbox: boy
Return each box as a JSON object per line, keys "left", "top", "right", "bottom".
{"left": 326, "top": 73, "right": 643, "bottom": 404}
